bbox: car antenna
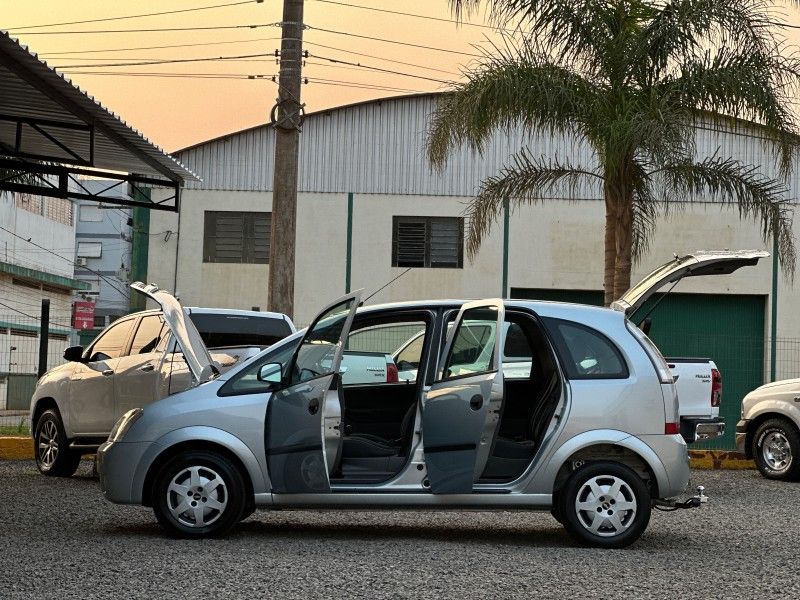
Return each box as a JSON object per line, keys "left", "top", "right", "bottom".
{"left": 362, "top": 267, "right": 412, "bottom": 305}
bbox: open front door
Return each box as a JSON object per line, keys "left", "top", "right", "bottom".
{"left": 265, "top": 291, "right": 361, "bottom": 494}
{"left": 422, "top": 300, "right": 505, "bottom": 494}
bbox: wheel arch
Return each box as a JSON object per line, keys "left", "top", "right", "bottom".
{"left": 31, "top": 397, "right": 59, "bottom": 437}
{"left": 545, "top": 432, "right": 666, "bottom": 500}
{"left": 744, "top": 411, "right": 800, "bottom": 459}
{"left": 138, "top": 428, "right": 264, "bottom": 508}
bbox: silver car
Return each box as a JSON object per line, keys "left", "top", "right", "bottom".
{"left": 98, "top": 285, "right": 699, "bottom": 549}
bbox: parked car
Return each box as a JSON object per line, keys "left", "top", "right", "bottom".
{"left": 99, "top": 280, "right": 710, "bottom": 548}
{"left": 30, "top": 282, "right": 294, "bottom": 477}
{"left": 737, "top": 380, "right": 800, "bottom": 480}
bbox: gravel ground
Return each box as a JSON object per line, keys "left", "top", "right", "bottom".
{"left": 0, "top": 461, "right": 797, "bottom": 599}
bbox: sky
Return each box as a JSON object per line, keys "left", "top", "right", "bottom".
{"left": 3, "top": 0, "right": 510, "bottom": 152}
{"left": 5, "top": 1, "right": 800, "bottom": 153}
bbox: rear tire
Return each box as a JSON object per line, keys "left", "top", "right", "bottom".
{"left": 559, "top": 461, "right": 651, "bottom": 549}
{"left": 152, "top": 450, "right": 246, "bottom": 538}
{"left": 752, "top": 418, "right": 800, "bottom": 481}
{"left": 34, "top": 409, "right": 81, "bottom": 477}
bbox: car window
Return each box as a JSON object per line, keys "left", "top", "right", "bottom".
{"left": 395, "top": 331, "right": 425, "bottom": 370}
{"left": 129, "top": 315, "right": 167, "bottom": 355}
{"left": 502, "top": 322, "right": 533, "bottom": 379}
{"left": 442, "top": 308, "right": 498, "bottom": 379}
{"left": 218, "top": 336, "right": 302, "bottom": 396}
{"left": 87, "top": 319, "right": 136, "bottom": 362}
{"left": 290, "top": 297, "right": 356, "bottom": 385}
{"left": 343, "top": 320, "right": 427, "bottom": 385}
{"left": 545, "top": 319, "right": 628, "bottom": 379}
{"left": 188, "top": 313, "right": 292, "bottom": 348}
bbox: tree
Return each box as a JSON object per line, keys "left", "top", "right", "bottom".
{"left": 429, "top": 0, "right": 798, "bottom": 305}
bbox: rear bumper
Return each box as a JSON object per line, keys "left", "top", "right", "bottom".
{"left": 680, "top": 417, "right": 725, "bottom": 444}
{"left": 735, "top": 419, "right": 751, "bottom": 456}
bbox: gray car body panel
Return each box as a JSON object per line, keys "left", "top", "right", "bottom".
{"left": 98, "top": 297, "right": 691, "bottom": 510}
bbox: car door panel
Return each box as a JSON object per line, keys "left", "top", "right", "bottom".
{"left": 265, "top": 291, "right": 362, "bottom": 494}
{"left": 69, "top": 358, "right": 119, "bottom": 435}
{"left": 422, "top": 300, "right": 505, "bottom": 494}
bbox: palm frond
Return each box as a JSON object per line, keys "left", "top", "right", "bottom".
{"left": 464, "top": 149, "right": 601, "bottom": 258}
{"left": 427, "top": 50, "right": 597, "bottom": 168}
{"left": 656, "top": 155, "right": 796, "bottom": 276}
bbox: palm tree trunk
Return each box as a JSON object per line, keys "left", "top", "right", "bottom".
{"left": 613, "top": 180, "right": 634, "bottom": 301}
{"left": 603, "top": 194, "right": 616, "bottom": 306}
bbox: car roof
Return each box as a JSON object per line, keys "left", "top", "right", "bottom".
{"left": 128, "top": 307, "right": 291, "bottom": 321}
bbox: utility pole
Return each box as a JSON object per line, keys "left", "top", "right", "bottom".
{"left": 268, "top": 0, "right": 305, "bottom": 319}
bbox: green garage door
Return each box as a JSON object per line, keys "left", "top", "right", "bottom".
{"left": 511, "top": 288, "right": 765, "bottom": 449}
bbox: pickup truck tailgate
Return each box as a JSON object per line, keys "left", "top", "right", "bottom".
{"left": 668, "top": 358, "right": 724, "bottom": 443}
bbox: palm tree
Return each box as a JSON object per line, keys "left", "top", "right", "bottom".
{"left": 429, "top": 0, "right": 799, "bottom": 305}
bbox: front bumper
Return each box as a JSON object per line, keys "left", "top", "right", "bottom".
{"left": 680, "top": 417, "right": 725, "bottom": 444}
{"left": 735, "top": 419, "right": 751, "bottom": 456}
{"left": 97, "top": 440, "right": 151, "bottom": 504}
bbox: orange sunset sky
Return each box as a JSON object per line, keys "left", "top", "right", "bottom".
{"left": 5, "top": 1, "right": 800, "bottom": 153}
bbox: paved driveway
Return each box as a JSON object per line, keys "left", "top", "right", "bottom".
{"left": 0, "top": 461, "right": 796, "bottom": 599}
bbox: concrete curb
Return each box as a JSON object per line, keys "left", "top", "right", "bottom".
{"left": 0, "top": 437, "right": 756, "bottom": 469}
{"left": 0, "top": 436, "right": 33, "bottom": 460}
{"left": 689, "top": 450, "right": 754, "bottom": 470}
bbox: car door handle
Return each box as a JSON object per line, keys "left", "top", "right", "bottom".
{"left": 139, "top": 364, "right": 155, "bottom": 372}
{"left": 102, "top": 369, "right": 114, "bottom": 377}
{"left": 469, "top": 395, "right": 484, "bottom": 411}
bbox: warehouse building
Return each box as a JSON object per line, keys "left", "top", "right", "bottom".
{"left": 144, "top": 93, "right": 800, "bottom": 447}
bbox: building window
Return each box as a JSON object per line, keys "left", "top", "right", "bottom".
{"left": 77, "top": 242, "right": 102, "bottom": 258}
{"left": 203, "top": 211, "right": 271, "bottom": 264}
{"left": 392, "top": 216, "right": 463, "bottom": 268}
{"left": 93, "top": 315, "right": 106, "bottom": 328}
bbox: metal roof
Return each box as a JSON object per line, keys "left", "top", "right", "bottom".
{"left": 0, "top": 31, "right": 197, "bottom": 183}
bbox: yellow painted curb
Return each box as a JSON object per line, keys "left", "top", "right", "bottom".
{"left": 689, "top": 450, "right": 754, "bottom": 470}
{"left": 0, "top": 436, "right": 34, "bottom": 460}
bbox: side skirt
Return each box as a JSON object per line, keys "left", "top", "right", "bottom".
{"left": 262, "top": 492, "right": 553, "bottom": 509}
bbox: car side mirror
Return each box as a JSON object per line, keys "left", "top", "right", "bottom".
{"left": 257, "top": 363, "right": 283, "bottom": 386}
{"left": 63, "top": 346, "right": 84, "bottom": 362}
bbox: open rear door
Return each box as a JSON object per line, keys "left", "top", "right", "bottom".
{"left": 265, "top": 291, "right": 361, "bottom": 494}
{"left": 422, "top": 300, "right": 505, "bottom": 494}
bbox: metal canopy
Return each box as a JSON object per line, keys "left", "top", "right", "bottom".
{"left": 0, "top": 31, "right": 199, "bottom": 212}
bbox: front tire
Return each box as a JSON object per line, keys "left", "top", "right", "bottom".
{"left": 559, "top": 461, "right": 651, "bottom": 549}
{"left": 752, "top": 418, "right": 800, "bottom": 481}
{"left": 152, "top": 450, "right": 246, "bottom": 538}
{"left": 34, "top": 409, "right": 81, "bottom": 477}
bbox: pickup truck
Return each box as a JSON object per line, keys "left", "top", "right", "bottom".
{"left": 612, "top": 250, "right": 769, "bottom": 445}
{"left": 30, "top": 282, "right": 295, "bottom": 477}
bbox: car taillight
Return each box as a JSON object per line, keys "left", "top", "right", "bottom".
{"left": 664, "top": 422, "right": 680, "bottom": 435}
{"left": 386, "top": 362, "right": 399, "bottom": 383}
{"left": 711, "top": 368, "right": 722, "bottom": 407}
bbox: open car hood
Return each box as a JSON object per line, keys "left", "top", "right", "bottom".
{"left": 130, "top": 282, "right": 217, "bottom": 384}
{"left": 611, "top": 250, "right": 770, "bottom": 316}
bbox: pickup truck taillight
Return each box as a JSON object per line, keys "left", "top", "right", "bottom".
{"left": 711, "top": 368, "right": 722, "bottom": 407}
{"left": 386, "top": 362, "right": 399, "bottom": 383}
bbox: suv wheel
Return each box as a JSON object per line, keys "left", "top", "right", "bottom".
{"left": 559, "top": 461, "right": 651, "bottom": 549}
{"left": 34, "top": 409, "right": 81, "bottom": 477}
{"left": 753, "top": 418, "right": 800, "bottom": 481}
{"left": 152, "top": 450, "right": 246, "bottom": 538}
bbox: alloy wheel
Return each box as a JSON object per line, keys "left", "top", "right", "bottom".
{"left": 38, "top": 420, "right": 59, "bottom": 469}
{"left": 574, "top": 475, "right": 637, "bottom": 538}
{"left": 762, "top": 431, "right": 792, "bottom": 472}
{"left": 166, "top": 466, "right": 228, "bottom": 528}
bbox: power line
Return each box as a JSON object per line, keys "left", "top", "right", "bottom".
{"left": 7, "top": 0, "right": 263, "bottom": 30}
{"left": 304, "top": 41, "right": 460, "bottom": 76}
{"left": 310, "top": 0, "right": 513, "bottom": 33}
{"left": 307, "top": 25, "right": 484, "bottom": 58}
{"left": 12, "top": 23, "right": 281, "bottom": 35}
{"left": 0, "top": 301, "right": 73, "bottom": 329}
{"left": 53, "top": 52, "right": 277, "bottom": 69}
{"left": 308, "top": 53, "right": 454, "bottom": 85}
{"left": 306, "top": 77, "right": 425, "bottom": 94}
{"left": 38, "top": 37, "right": 282, "bottom": 56}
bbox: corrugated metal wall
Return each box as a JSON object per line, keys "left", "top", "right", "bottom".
{"left": 177, "top": 93, "right": 800, "bottom": 200}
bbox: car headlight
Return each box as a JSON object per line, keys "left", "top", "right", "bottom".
{"left": 108, "top": 408, "right": 143, "bottom": 443}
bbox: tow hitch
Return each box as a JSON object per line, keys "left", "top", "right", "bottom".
{"left": 654, "top": 486, "right": 708, "bottom": 511}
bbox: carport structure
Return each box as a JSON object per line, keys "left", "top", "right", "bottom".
{"left": 0, "top": 30, "right": 198, "bottom": 209}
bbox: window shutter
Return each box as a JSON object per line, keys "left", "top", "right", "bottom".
{"left": 394, "top": 219, "right": 427, "bottom": 267}
{"left": 212, "top": 213, "right": 245, "bottom": 262}
{"left": 249, "top": 213, "right": 271, "bottom": 263}
{"left": 429, "top": 218, "right": 461, "bottom": 268}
